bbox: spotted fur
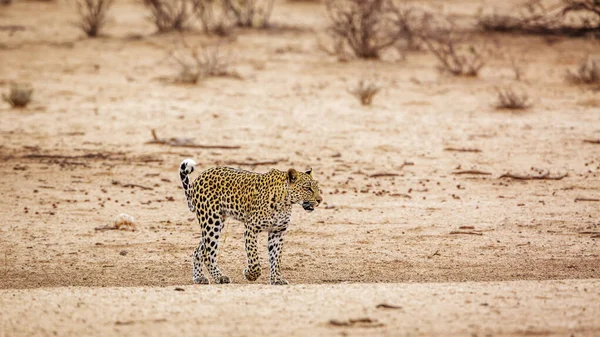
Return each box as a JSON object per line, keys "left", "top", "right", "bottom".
{"left": 179, "top": 159, "right": 322, "bottom": 285}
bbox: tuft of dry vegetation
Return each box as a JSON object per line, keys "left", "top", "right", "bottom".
{"left": 566, "top": 55, "right": 600, "bottom": 85}
{"left": 3, "top": 83, "right": 33, "bottom": 108}
{"left": 421, "top": 21, "right": 488, "bottom": 76}
{"left": 495, "top": 86, "right": 532, "bottom": 110}
{"left": 508, "top": 54, "right": 527, "bottom": 81}
{"left": 222, "top": 0, "right": 275, "bottom": 28}
{"left": 143, "top": 0, "right": 195, "bottom": 32}
{"left": 74, "top": 0, "right": 114, "bottom": 37}
{"left": 349, "top": 80, "right": 381, "bottom": 106}
{"left": 169, "top": 38, "right": 240, "bottom": 84}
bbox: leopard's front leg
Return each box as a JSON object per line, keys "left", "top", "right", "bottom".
{"left": 268, "top": 228, "right": 288, "bottom": 285}
{"left": 243, "top": 227, "right": 262, "bottom": 281}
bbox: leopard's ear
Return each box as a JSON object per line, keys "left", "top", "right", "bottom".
{"left": 288, "top": 168, "right": 299, "bottom": 183}
{"left": 305, "top": 168, "right": 312, "bottom": 176}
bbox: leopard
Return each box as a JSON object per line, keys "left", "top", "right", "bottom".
{"left": 179, "top": 159, "right": 323, "bottom": 285}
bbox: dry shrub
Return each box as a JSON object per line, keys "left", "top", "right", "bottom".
{"left": 478, "top": 0, "right": 600, "bottom": 36}
{"left": 1, "top": 0, "right": 12, "bottom": 5}
{"left": 3, "top": 83, "right": 33, "bottom": 108}
{"left": 495, "top": 86, "right": 532, "bottom": 110}
{"left": 324, "top": 0, "right": 398, "bottom": 59}
{"left": 143, "top": 0, "right": 195, "bottom": 32}
{"left": 422, "top": 21, "right": 488, "bottom": 76}
{"left": 74, "top": 0, "right": 114, "bottom": 37}
{"left": 169, "top": 38, "right": 239, "bottom": 83}
{"left": 322, "top": 0, "right": 433, "bottom": 60}
{"left": 566, "top": 55, "right": 600, "bottom": 84}
{"left": 390, "top": 4, "right": 433, "bottom": 52}
{"left": 222, "top": 0, "right": 275, "bottom": 28}
{"left": 349, "top": 80, "right": 380, "bottom": 106}
{"left": 192, "top": 0, "right": 232, "bottom": 35}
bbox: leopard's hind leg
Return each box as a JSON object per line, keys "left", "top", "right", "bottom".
{"left": 201, "top": 210, "right": 230, "bottom": 284}
{"left": 192, "top": 213, "right": 209, "bottom": 284}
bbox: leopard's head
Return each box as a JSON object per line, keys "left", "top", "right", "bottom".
{"left": 287, "top": 168, "right": 323, "bottom": 212}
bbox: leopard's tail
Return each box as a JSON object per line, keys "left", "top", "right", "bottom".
{"left": 179, "top": 159, "right": 196, "bottom": 212}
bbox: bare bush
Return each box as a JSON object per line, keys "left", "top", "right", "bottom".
{"left": 3, "top": 83, "right": 33, "bottom": 108}
{"left": 478, "top": 0, "right": 600, "bottom": 35}
{"left": 143, "top": 0, "right": 195, "bottom": 32}
{"left": 566, "top": 55, "right": 600, "bottom": 84}
{"left": 222, "top": 0, "right": 275, "bottom": 28}
{"left": 349, "top": 80, "right": 380, "bottom": 106}
{"left": 389, "top": 4, "right": 433, "bottom": 51}
{"left": 422, "top": 21, "right": 488, "bottom": 76}
{"left": 495, "top": 86, "right": 532, "bottom": 110}
{"left": 324, "top": 0, "right": 399, "bottom": 59}
{"left": 169, "top": 39, "right": 239, "bottom": 84}
{"left": 192, "top": 0, "right": 233, "bottom": 35}
{"left": 74, "top": 0, "right": 114, "bottom": 37}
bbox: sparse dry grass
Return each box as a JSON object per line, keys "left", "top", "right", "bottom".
{"left": 3, "top": 83, "right": 33, "bottom": 108}
{"left": 566, "top": 55, "right": 600, "bottom": 85}
{"left": 349, "top": 80, "right": 380, "bottom": 106}
{"left": 495, "top": 85, "right": 532, "bottom": 110}
{"left": 74, "top": 0, "right": 114, "bottom": 37}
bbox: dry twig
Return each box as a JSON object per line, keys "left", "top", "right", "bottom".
{"left": 499, "top": 172, "right": 568, "bottom": 180}
{"left": 111, "top": 180, "right": 153, "bottom": 190}
{"left": 444, "top": 147, "right": 482, "bottom": 153}
{"left": 146, "top": 129, "right": 241, "bottom": 149}
{"left": 449, "top": 231, "right": 483, "bottom": 236}
{"left": 452, "top": 170, "right": 492, "bottom": 175}
{"left": 574, "top": 197, "right": 600, "bottom": 202}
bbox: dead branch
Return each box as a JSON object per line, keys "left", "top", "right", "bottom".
{"left": 574, "top": 197, "right": 600, "bottom": 202}
{"left": 146, "top": 129, "right": 241, "bottom": 149}
{"left": 444, "top": 147, "right": 482, "bottom": 153}
{"left": 498, "top": 172, "right": 568, "bottom": 180}
{"left": 427, "top": 249, "right": 440, "bottom": 259}
{"left": 578, "top": 231, "right": 600, "bottom": 234}
{"left": 370, "top": 173, "right": 399, "bottom": 178}
{"left": 222, "top": 159, "right": 282, "bottom": 166}
{"left": 111, "top": 180, "right": 153, "bottom": 190}
{"left": 449, "top": 231, "right": 483, "bottom": 236}
{"left": 453, "top": 170, "right": 492, "bottom": 175}
{"left": 583, "top": 139, "right": 600, "bottom": 144}
{"left": 389, "top": 193, "right": 411, "bottom": 198}
{"left": 376, "top": 303, "right": 403, "bottom": 309}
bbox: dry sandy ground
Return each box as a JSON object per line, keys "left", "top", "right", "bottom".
{"left": 2, "top": 280, "right": 600, "bottom": 337}
{"left": 1, "top": 0, "right": 600, "bottom": 336}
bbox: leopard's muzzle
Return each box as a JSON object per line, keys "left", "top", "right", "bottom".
{"left": 302, "top": 201, "right": 315, "bottom": 212}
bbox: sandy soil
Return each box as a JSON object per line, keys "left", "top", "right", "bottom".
{"left": 2, "top": 280, "right": 600, "bottom": 337}
{"left": 1, "top": 0, "right": 599, "bottom": 336}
